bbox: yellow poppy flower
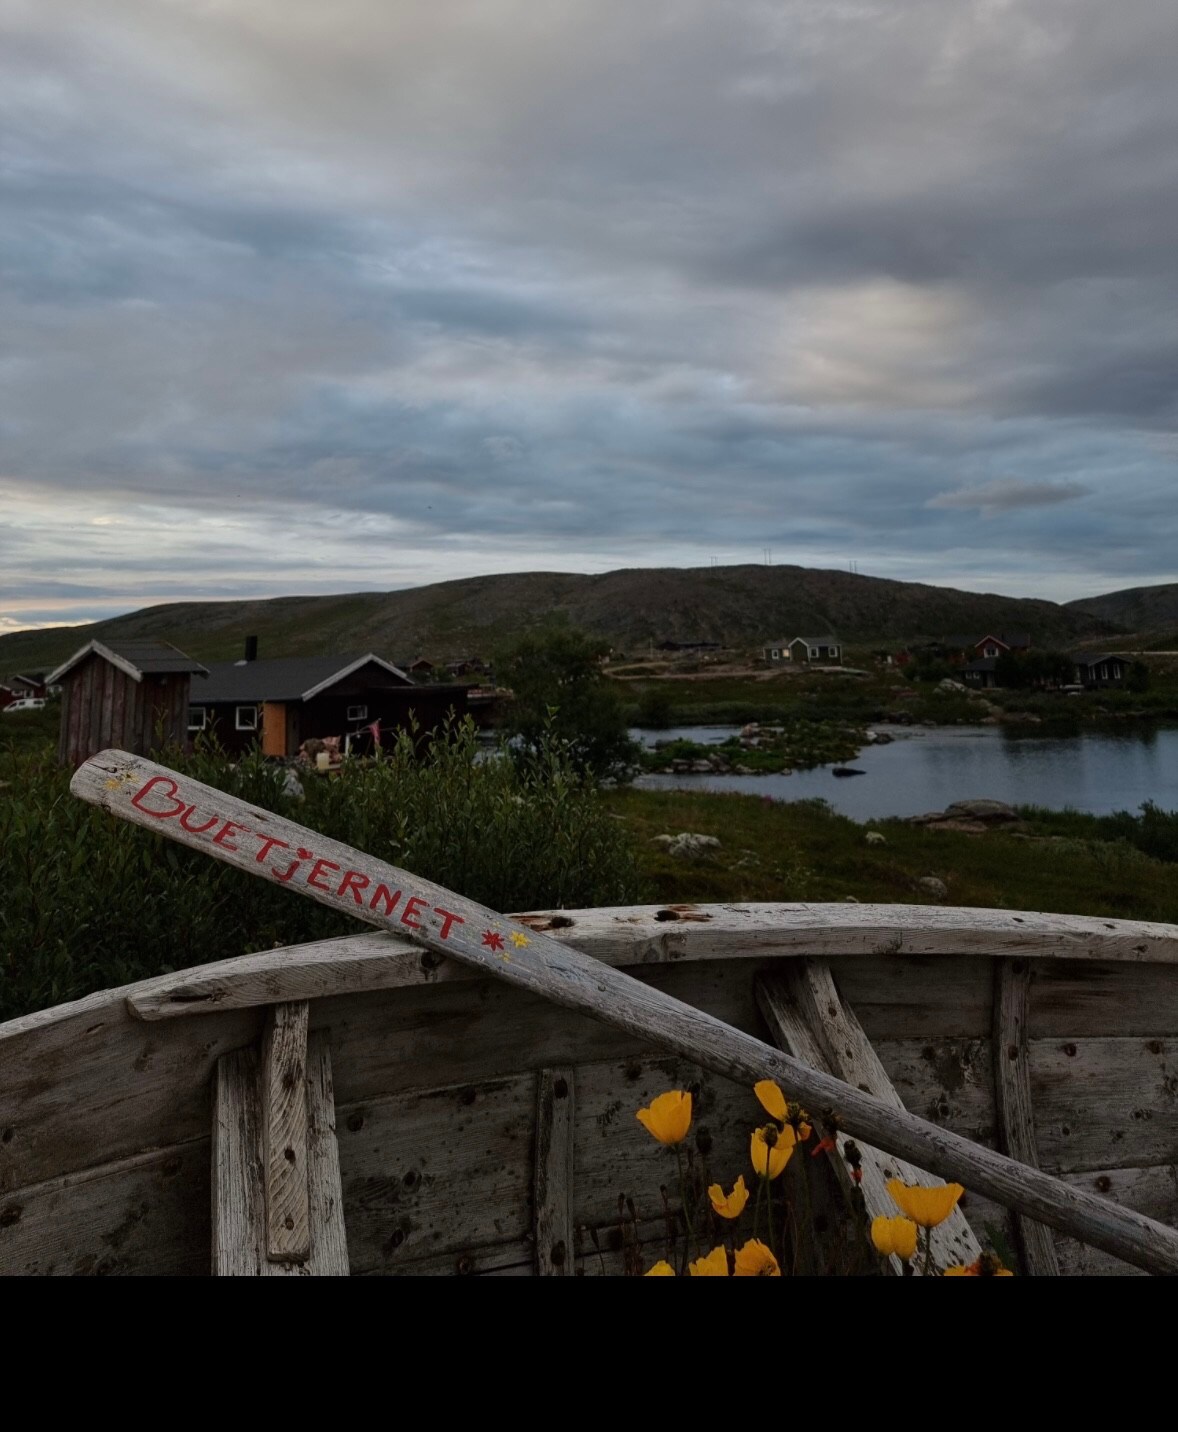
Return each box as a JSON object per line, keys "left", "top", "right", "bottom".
{"left": 754, "top": 1079, "right": 787, "bottom": 1122}
{"left": 870, "top": 1215, "right": 918, "bottom": 1261}
{"left": 708, "top": 1175, "right": 750, "bottom": 1220}
{"left": 636, "top": 1090, "right": 693, "bottom": 1146}
{"left": 886, "top": 1179, "right": 965, "bottom": 1228}
{"left": 750, "top": 1123, "right": 795, "bottom": 1179}
{"left": 644, "top": 1261, "right": 676, "bottom": 1276}
{"left": 688, "top": 1246, "right": 730, "bottom": 1276}
{"left": 734, "top": 1239, "right": 781, "bottom": 1276}
{"left": 944, "top": 1254, "right": 1014, "bottom": 1277}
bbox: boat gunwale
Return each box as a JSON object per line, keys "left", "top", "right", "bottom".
{"left": 5, "top": 900, "right": 1178, "bottom": 1040}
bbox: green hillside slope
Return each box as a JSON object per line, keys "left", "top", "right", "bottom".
{"left": 1, "top": 563, "right": 1122, "bottom": 672}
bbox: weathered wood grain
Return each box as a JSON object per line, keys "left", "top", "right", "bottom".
{"left": 758, "top": 968, "right": 981, "bottom": 1273}
{"left": 533, "top": 1067, "right": 575, "bottom": 1275}
{"left": 1029, "top": 960, "right": 1178, "bottom": 1038}
{"left": 212, "top": 1031, "right": 348, "bottom": 1276}
{"left": 316, "top": 958, "right": 768, "bottom": 1106}
{"left": 0, "top": 1140, "right": 209, "bottom": 1276}
{"left": 1056, "top": 1166, "right": 1178, "bottom": 1276}
{"left": 993, "top": 961, "right": 1060, "bottom": 1275}
{"left": 261, "top": 1002, "right": 310, "bottom": 1262}
{"left": 335, "top": 1074, "right": 535, "bottom": 1275}
{"left": 304, "top": 1033, "right": 350, "bottom": 1275}
{"left": 835, "top": 955, "right": 993, "bottom": 1039}
{"left": 68, "top": 751, "right": 1178, "bottom": 1273}
{"left": 872, "top": 1037, "right": 997, "bottom": 1143}
{"left": 124, "top": 906, "right": 1178, "bottom": 1024}
{"left": 212, "top": 1046, "right": 265, "bottom": 1276}
{"left": 1030, "top": 1036, "right": 1178, "bottom": 1174}
{"left": 0, "top": 989, "right": 260, "bottom": 1196}
{"left": 372, "top": 1242, "right": 533, "bottom": 1277}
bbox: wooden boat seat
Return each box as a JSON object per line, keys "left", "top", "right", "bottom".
{"left": 212, "top": 1004, "right": 349, "bottom": 1275}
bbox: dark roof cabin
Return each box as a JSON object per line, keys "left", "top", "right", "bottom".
{"left": 47, "top": 640, "right": 208, "bottom": 767}
{"left": 192, "top": 648, "right": 472, "bottom": 758}
{"left": 1073, "top": 654, "right": 1130, "bottom": 688}
{"left": 962, "top": 656, "right": 1000, "bottom": 688}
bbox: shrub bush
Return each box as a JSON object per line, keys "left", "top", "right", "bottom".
{"left": 0, "top": 719, "right": 643, "bottom": 1022}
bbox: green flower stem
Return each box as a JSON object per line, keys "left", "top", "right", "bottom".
{"left": 674, "top": 1143, "right": 695, "bottom": 1251}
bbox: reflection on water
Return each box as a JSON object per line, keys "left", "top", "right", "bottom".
{"left": 632, "top": 724, "right": 1178, "bottom": 821}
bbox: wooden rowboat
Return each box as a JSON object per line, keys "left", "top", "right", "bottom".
{"left": 2, "top": 750, "right": 1178, "bottom": 1276}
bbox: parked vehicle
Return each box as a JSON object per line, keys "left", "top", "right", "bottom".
{"left": 1, "top": 697, "right": 46, "bottom": 714}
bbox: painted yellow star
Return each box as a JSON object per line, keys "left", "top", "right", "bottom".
{"left": 510, "top": 931, "right": 530, "bottom": 948}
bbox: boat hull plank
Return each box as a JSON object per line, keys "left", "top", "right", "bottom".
{"left": 0, "top": 1140, "right": 209, "bottom": 1276}
{"left": 1028, "top": 960, "right": 1178, "bottom": 1039}
{"left": 994, "top": 960, "right": 1061, "bottom": 1275}
{"left": 0, "top": 999, "right": 261, "bottom": 1198}
{"left": 1030, "top": 1036, "right": 1178, "bottom": 1175}
{"left": 336, "top": 1073, "right": 535, "bottom": 1276}
{"left": 312, "top": 958, "right": 769, "bottom": 1107}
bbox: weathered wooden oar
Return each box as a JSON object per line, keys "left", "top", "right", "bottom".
{"left": 72, "top": 749, "right": 1178, "bottom": 1274}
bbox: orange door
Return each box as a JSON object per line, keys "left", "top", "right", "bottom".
{"left": 262, "top": 702, "right": 287, "bottom": 758}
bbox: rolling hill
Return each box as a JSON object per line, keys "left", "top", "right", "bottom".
{"left": 1066, "top": 584, "right": 1178, "bottom": 646}
{"left": 1, "top": 563, "right": 1123, "bottom": 674}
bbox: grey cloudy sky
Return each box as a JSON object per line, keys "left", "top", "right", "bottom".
{"left": 2, "top": 0, "right": 1176, "bottom": 630}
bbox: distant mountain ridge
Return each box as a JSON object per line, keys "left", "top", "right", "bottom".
{"left": 1066, "top": 583, "right": 1178, "bottom": 639}
{"left": 0, "top": 563, "right": 1125, "bottom": 673}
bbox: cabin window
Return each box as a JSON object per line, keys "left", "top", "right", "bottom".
{"left": 770, "top": 649, "right": 780, "bottom": 659}
{"left": 347, "top": 704, "right": 368, "bottom": 722}
{"left": 235, "top": 705, "right": 258, "bottom": 731}
{"left": 188, "top": 706, "right": 207, "bottom": 732}
{"left": 809, "top": 648, "right": 818, "bottom": 658}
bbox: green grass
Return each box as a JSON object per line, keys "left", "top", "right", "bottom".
{"left": 605, "top": 788, "right": 1178, "bottom": 923}
{"left": 619, "top": 666, "right": 1178, "bottom": 733}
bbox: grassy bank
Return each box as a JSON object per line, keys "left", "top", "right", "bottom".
{"left": 605, "top": 787, "right": 1178, "bottom": 925}
{"left": 615, "top": 662, "right": 1178, "bottom": 732}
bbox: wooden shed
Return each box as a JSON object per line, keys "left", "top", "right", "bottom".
{"left": 47, "top": 640, "right": 208, "bottom": 768}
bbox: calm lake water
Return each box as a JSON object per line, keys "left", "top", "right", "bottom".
{"left": 631, "top": 724, "right": 1178, "bottom": 821}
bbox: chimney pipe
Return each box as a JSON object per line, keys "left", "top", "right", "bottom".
{"left": 244, "top": 635, "right": 258, "bottom": 663}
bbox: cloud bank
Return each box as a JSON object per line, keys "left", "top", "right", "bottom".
{"left": 2, "top": 1, "right": 1177, "bottom": 626}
